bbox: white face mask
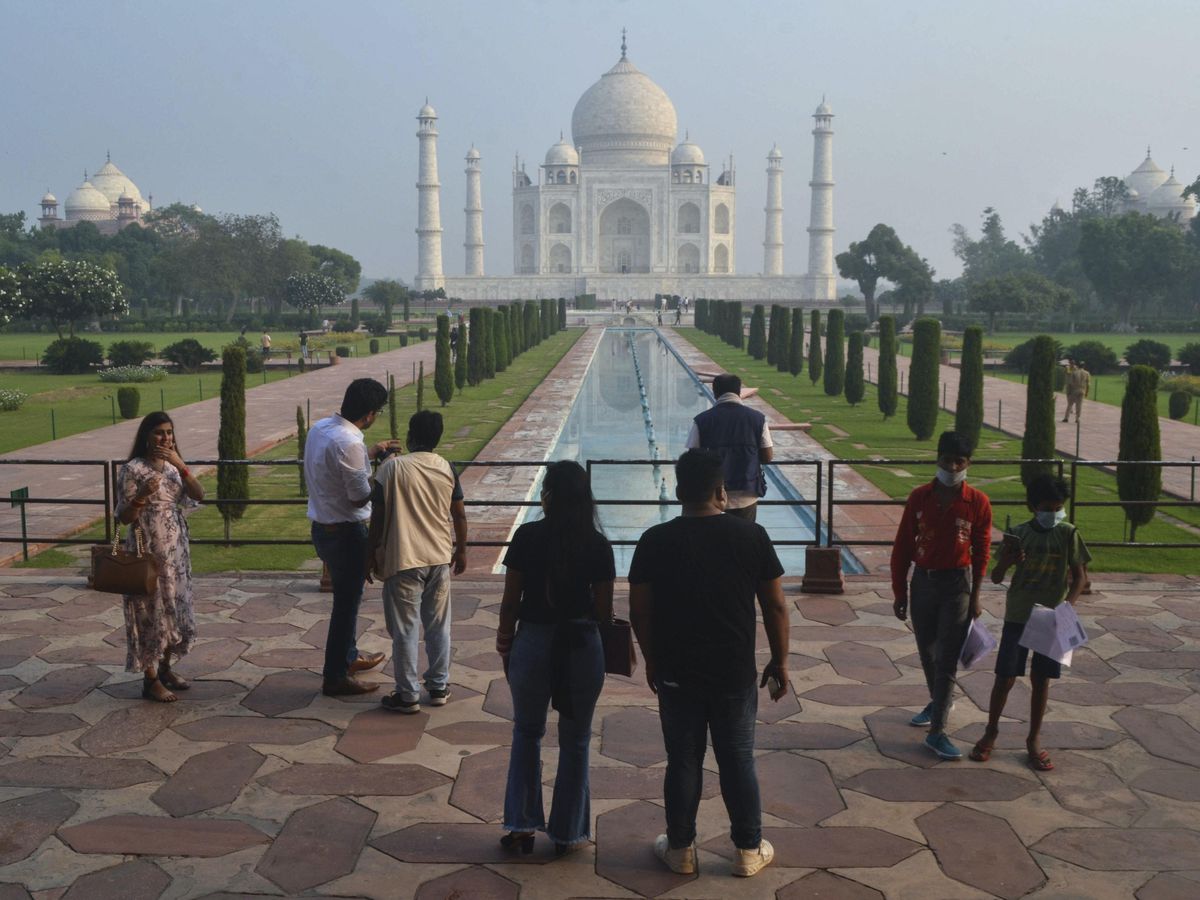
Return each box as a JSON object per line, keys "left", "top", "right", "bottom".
{"left": 935, "top": 467, "right": 966, "bottom": 487}
{"left": 1036, "top": 509, "right": 1067, "bottom": 529}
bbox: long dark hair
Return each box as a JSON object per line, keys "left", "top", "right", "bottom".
{"left": 128, "top": 411, "right": 178, "bottom": 461}
{"left": 541, "top": 460, "right": 604, "bottom": 606}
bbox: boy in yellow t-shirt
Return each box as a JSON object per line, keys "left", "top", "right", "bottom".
{"left": 971, "top": 474, "right": 1090, "bottom": 771}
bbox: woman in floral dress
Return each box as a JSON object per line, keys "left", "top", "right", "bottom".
{"left": 115, "top": 412, "right": 204, "bottom": 702}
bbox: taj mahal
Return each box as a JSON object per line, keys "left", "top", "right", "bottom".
{"left": 413, "top": 35, "right": 836, "bottom": 303}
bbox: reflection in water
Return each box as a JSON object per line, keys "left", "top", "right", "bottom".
{"left": 518, "top": 328, "right": 823, "bottom": 574}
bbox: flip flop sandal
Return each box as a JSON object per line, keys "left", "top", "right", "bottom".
{"left": 1028, "top": 750, "right": 1054, "bottom": 771}
{"left": 969, "top": 741, "right": 993, "bottom": 763}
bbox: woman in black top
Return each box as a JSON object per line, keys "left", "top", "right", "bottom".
{"left": 496, "top": 461, "right": 614, "bottom": 856}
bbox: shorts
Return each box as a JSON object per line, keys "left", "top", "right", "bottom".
{"left": 995, "top": 621, "right": 1061, "bottom": 680}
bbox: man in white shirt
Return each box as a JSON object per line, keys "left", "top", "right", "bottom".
{"left": 305, "top": 378, "right": 400, "bottom": 696}
{"left": 685, "top": 374, "right": 774, "bottom": 522}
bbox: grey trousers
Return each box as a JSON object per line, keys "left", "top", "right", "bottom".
{"left": 910, "top": 567, "right": 971, "bottom": 733}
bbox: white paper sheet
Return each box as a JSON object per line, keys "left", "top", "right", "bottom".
{"left": 959, "top": 618, "right": 997, "bottom": 669}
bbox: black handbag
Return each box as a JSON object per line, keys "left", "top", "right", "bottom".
{"left": 600, "top": 617, "right": 637, "bottom": 676}
{"left": 90, "top": 525, "right": 158, "bottom": 596}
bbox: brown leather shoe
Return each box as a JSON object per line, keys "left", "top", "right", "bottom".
{"left": 322, "top": 676, "right": 379, "bottom": 697}
{"left": 350, "top": 652, "right": 386, "bottom": 674}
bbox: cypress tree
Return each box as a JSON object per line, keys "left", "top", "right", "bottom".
{"left": 956, "top": 325, "right": 985, "bottom": 452}
{"left": 525, "top": 300, "right": 539, "bottom": 348}
{"left": 1021, "top": 334, "right": 1058, "bottom": 485}
{"left": 695, "top": 298, "right": 708, "bottom": 330}
{"left": 906, "top": 317, "right": 941, "bottom": 440}
{"left": 787, "top": 307, "right": 806, "bottom": 376}
{"left": 434, "top": 314, "right": 453, "bottom": 406}
{"left": 296, "top": 404, "right": 307, "bottom": 496}
{"left": 707, "top": 300, "right": 720, "bottom": 336}
{"left": 824, "top": 309, "right": 846, "bottom": 396}
{"left": 454, "top": 320, "right": 468, "bottom": 392}
{"left": 845, "top": 331, "right": 865, "bottom": 406}
{"left": 350, "top": 297, "right": 360, "bottom": 329}
{"left": 807, "top": 310, "right": 821, "bottom": 383}
{"left": 496, "top": 306, "right": 510, "bottom": 371}
{"left": 1118, "top": 365, "right": 1162, "bottom": 540}
{"left": 483, "top": 309, "right": 496, "bottom": 379}
{"left": 467, "top": 307, "right": 484, "bottom": 386}
{"left": 541, "top": 298, "right": 552, "bottom": 339}
{"left": 416, "top": 360, "right": 425, "bottom": 411}
{"left": 508, "top": 302, "right": 522, "bottom": 357}
{"left": 729, "top": 302, "right": 745, "bottom": 349}
{"left": 747, "top": 305, "right": 767, "bottom": 359}
{"left": 388, "top": 373, "right": 399, "bottom": 439}
{"left": 776, "top": 308, "right": 792, "bottom": 373}
{"left": 766, "top": 305, "right": 780, "bottom": 366}
{"left": 877, "top": 315, "right": 898, "bottom": 419}
{"left": 558, "top": 297, "right": 567, "bottom": 330}
{"left": 217, "top": 344, "right": 248, "bottom": 542}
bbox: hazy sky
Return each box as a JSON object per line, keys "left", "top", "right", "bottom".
{"left": 3, "top": 0, "right": 1197, "bottom": 284}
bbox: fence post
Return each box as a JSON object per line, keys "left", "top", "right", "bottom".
{"left": 50, "top": 408, "right": 56, "bottom": 440}
{"left": 110, "top": 396, "right": 116, "bottom": 425}
{"left": 1068, "top": 460, "right": 1077, "bottom": 524}
{"left": 998, "top": 398, "right": 1002, "bottom": 431}
{"left": 103, "top": 460, "right": 112, "bottom": 544}
{"left": 813, "top": 459, "right": 823, "bottom": 546}
{"left": 198, "top": 378, "right": 203, "bottom": 401}
{"left": 1075, "top": 416, "right": 1081, "bottom": 458}
{"left": 826, "top": 459, "right": 836, "bottom": 547}
{"left": 160, "top": 387, "right": 165, "bottom": 411}
{"left": 1192, "top": 456, "right": 1196, "bottom": 502}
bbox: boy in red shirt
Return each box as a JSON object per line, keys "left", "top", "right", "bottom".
{"left": 891, "top": 431, "right": 993, "bottom": 760}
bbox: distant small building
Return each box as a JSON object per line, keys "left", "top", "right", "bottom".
{"left": 1123, "top": 148, "right": 1196, "bottom": 223}
{"left": 38, "top": 153, "right": 152, "bottom": 235}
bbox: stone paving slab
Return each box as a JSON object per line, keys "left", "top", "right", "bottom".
{"left": 58, "top": 813, "right": 271, "bottom": 857}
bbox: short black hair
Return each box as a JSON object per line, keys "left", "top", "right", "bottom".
{"left": 712, "top": 373, "right": 742, "bottom": 398}
{"left": 407, "top": 410, "right": 444, "bottom": 450}
{"left": 1026, "top": 474, "right": 1070, "bottom": 508}
{"left": 675, "top": 448, "right": 724, "bottom": 503}
{"left": 340, "top": 378, "right": 388, "bottom": 422}
{"left": 936, "top": 430, "right": 974, "bottom": 459}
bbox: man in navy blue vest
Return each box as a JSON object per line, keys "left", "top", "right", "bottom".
{"left": 686, "top": 374, "right": 773, "bottom": 522}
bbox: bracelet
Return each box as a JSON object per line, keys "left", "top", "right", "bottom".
{"left": 178, "top": 467, "right": 190, "bottom": 479}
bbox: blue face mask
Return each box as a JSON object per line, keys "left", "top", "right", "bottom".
{"left": 1035, "top": 510, "right": 1066, "bottom": 529}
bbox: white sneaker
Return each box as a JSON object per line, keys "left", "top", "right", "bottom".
{"left": 732, "top": 839, "right": 775, "bottom": 877}
{"left": 653, "top": 834, "right": 696, "bottom": 874}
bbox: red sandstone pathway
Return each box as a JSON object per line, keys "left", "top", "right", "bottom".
{"left": 862, "top": 346, "right": 1199, "bottom": 498}
{"left": 0, "top": 343, "right": 435, "bottom": 564}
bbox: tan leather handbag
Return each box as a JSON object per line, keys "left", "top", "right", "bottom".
{"left": 90, "top": 526, "right": 158, "bottom": 596}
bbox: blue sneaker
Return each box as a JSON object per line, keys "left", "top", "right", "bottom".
{"left": 909, "top": 703, "right": 933, "bottom": 727}
{"left": 925, "top": 732, "right": 963, "bottom": 760}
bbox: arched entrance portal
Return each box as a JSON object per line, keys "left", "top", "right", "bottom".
{"left": 599, "top": 198, "right": 651, "bottom": 273}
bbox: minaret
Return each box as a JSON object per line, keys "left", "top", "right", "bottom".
{"left": 763, "top": 144, "right": 784, "bottom": 275}
{"left": 415, "top": 100, "right": 444, "bottom": 290}
{"left": 806, "top": 98, "right": 836, "bottom": 301}
{"left": 464, "top": 146, "right": 484, "bottom": 276}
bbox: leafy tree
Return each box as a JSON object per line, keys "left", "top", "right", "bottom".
{"left": 1079, "top": 213, "right": 1190, "bottom": 327}
{"left": 956, "top": 326, "right": 985, "bottom": 452}
{"left": 934, "top": 277, "right": 967, "bottom": 317}
{"left": 0, "top": 265, "right": 27, "bottom": 325}
{"left": 1004, "top": 336, "right": 1064, "bottom": 373}
{"left": 890, "top": 247, "right": 936, "bottom": 320}
{"left": 807, "top": 310, "right": 821, "bottom": 383}
{"left": 877, "top": 315, "right": 898, "bottom": 419}
{"left": 217, "top": 344, "right": 249, "bottom": 542}
{"left": 967, "top": 271, "right": 1075, "bottom": 332}
{"left": 907, "top": 318, "right": 941, "bottom": 440}
{"left": 951, "top": 207, "right": 1033, "bottom": 282}
{"left": 1124, "top": 339, "right": 1172, "bottom": 370}
{"left": 835, "top": 223, "right": 907, "bottom": 321}
{"left": 286, "top": 271, "right": 342, "bottom": 315}
{"left": 823, "top": 309, "right": 845, "bottom": 396}
{"left": 787, "top": 307, "right": 806, "bottom": 376}
{"left": 434, "top": 314, "right": 453, "bottom": 406}
{"left": 747, "top": 305, "right": 767, "bottom": 359}
{"left": 1118, "top": 365, "right": 1162, "bottom": 540}
{"left": 845, "top": 332, "right": 865, "bottom": 406}
{"left": 161, "top": 338, "right": 216, "bottom": 373}
{"left": 1021, "top": 335, "right": 1058, "bottom": 486}
{"left": 1178, "top": 342, "right": 1200, "bottom": 375}
{"left": 107, "top": 339, "right": 155, "bottom": 367}
{"left": 467, "top": 307, "right": 484, "bottom": 386}
{"left": 20, "top": 259, "right": 126, "bottom": 337}
{"left": 308, "top": 243, "right": 361, "bottom": 295}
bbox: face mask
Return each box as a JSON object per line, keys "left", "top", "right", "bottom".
{"left": 935, "top": 467, "right": 966, "bottom": 487}
{"left": 1036, "top": 510, "right": 1067, "bottom": 529}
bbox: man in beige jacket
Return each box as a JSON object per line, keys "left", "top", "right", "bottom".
{"left": 1062, "top": 359, "right": 1090, "bottom": 423}
{"left": 367, "top": 410, "right": 468, "bottom": 714}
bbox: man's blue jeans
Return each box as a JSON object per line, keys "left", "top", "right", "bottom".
{"left": 657, "top": 679, "right": 761, "bottom": 850}
{"left": 310, "top": 521, "right": 367, "bottom": 682}
{"left": 503, "top": 621, "right": 605, "bottom": 845}
{"left": 381, "top": 565, "right": 452, "bottom": 703}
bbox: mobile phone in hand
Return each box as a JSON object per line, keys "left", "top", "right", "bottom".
{"left": 767, "top": 675, "right": 783, "bottom": 696}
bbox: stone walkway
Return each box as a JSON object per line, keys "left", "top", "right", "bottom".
{"left": 2, "top": 569, "right": 1200, "bottom": 898}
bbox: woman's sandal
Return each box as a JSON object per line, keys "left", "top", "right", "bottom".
{"left": 1028, "top": 749, "right": 1054, "bottom": 771}
{"left": 141, "top": 677, "right": 178, "bottom": 703}
{"left": 500, "top": 832, "right": 535, "bottom": 855}
{"left": 969, "top": 741, "right": 993, "bottom": 763}
{"left": 159, "top": 670, "right": 190, "bottom": 691}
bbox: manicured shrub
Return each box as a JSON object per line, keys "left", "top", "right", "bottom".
{"left": 42, "top": 337, "right": 104, "bottom": 374}
{"left": 877, "top": 315, "right": 898, "bottom": 419}
{"left": 398, "top": 333, "right": 408, "bottom": 347}
{"left": 747, "top": 305, "right": 767, "bottom": 359}
{"left": 1118, "top": 365, "right": 1162, "bottom": 540}
{"left": 1124, "top": 339, "right": 1171, "bottom": 370}
{"left": 217, "top": 345, "right": 248, "bottom": 541}
{"left": 1021, "top": 335, "right": 1058, "bottom": 485}
{"left": 0, "top": 390, "right": 28, "bottom": 412}
{"left": 369, "top": 338, "right": 379, "bottom": 354}
{"left": 335, "top": 346, "right": 350, "bottom": 358}
{"left": 845, "top": 332, "right": 864, "bottom": 406}
{"left": 435, "top": 314, "right": 454, "bottom": 407}
{"left": 161, "top": 338, "right": 216, "bottom": 373}
{"left": 907, "top": 317, "right": 941, "bottom": 441}
{"left": 956, "top": 325, "right": 984, "bottom": 452}
{"left": 1005, "top": 337, "right": 1065, "bottom": 374}
{"left": 419, "top": 326, "right": 430, "bottom": 341}
{"left": 99, "top": 365, "right": 166, "bottom": 383}
{"left": 1179, "top": 342, "right": 1200, "bottom": 375}
{"left": 116, "top": 387, "right": 140, "bottom": 420}
{"left": 107, "top": 339, "right": 155, "bottom": 367}
{"left": 823, "top": 309, "right": 845, "bottom": 396}
{"left": 1062, "top": 339, "right": 1116, "bottom": 374}
{"left": 1168, "top": 390, "right": 1191, "bottom": 420}
{"left": 807, "top": 310, "right": 821, "bottom": 384}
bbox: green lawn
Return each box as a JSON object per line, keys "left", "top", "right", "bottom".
{"left": 680, "top": 328, "right": 1200, "bottom": 575}
{"left": 991, "top": 371, "right": 1200, "bottom": 422}
{"left": 15, "top": 329, "right": 583, "bottom": 573}
{"left": 897, "top": 330, "right": 1199, "bottom": 359}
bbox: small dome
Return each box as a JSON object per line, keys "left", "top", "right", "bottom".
{"left": 767, "top": 144, "right": 783, "bottom": 160}
{"left": 466, "top": 145, "right": 480, "bottom": 160}
{"left": 815, "top": 99, "right": 833, "bottom": 116}
{"left": 64, "top": 180, "right": 113, "bottom": 220}
{"left": 418, "top": 102, "right": 437, "bottom": 118}
{"left": 545, "top": 137, "right": 579, "bottom": 167}
{"left": 672, "top": 140, "right": 705, "bottom": 165}
{"left": 1125, "top": 150, "right": 1168, "bottom": 199}
{"left": 41, "top": 191, "right": 57, "bottom": 204}
{"left": 1147, "top": 171, "right": 1194, "bottom": 215}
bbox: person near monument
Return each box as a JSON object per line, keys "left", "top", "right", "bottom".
{"left": 685, "top": 373, "right": 773, "bottom": 522}
{"left": 1063, "top": 358, "right": 1090, "bottom": 423}
{"left": 890, "top": 430, "right": 993, "bottom": 760}
{"left": 298, "top": 331, "right": 309, "bottom": 360}
{"left": 495, "top": 461, "right": 614, "bottom": 857}
{"left": 629, "top": 449, "right": 790, "bottom": 878}
{"left": 367, "top": 410, "right": 468, "bottom": 714}
{"left": 260, "top": 328, "right": 272, "bottom": 360}
{"left": 305, "top": 378, "right": 397, "bottom": 696}
{"left": 971, "top": 474, "right": 1090, "bottom": 771}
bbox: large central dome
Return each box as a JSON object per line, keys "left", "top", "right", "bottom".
{"left": 571, "top": 52, "right": 678, "bottom": 167}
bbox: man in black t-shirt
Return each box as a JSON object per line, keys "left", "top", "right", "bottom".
{"left": 629, "top": 449, "right": 790, "bottom": 880}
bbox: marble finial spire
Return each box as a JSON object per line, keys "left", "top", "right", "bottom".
{"left": 621, "top": 28, "right": 627, "bottom": 59}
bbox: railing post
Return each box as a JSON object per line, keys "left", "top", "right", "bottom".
{"left": 998, "top": 398, "right": 1002, "bottom": 431}
{"left": 813, "top": 460, "right": 822, "bottom": 546}
{"left": 1068, "top": 460, "right": 1077, "bottom": 524}
{"left": 826, "top": 459, "right": 836, "bottom": 548}
{"left": 103, "top": 460, "right": 112, "bottom": 543}
{"left": 1192, "top": 456, "right": 1196, "bottom": 502}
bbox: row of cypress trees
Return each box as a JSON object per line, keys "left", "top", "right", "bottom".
{"left": 451, "top": 299, "right": 559, "bottom": 399}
